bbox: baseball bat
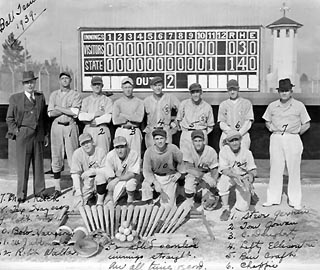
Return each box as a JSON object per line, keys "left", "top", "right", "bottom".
{"left": 120, "top": 205, "right": 127, "bottom": 227}
{"left": 140, "top": 204, "right": 153, "bottom": 237}
{"left": 97, "top": 205, "right": 104, "bottom": 231}
{"left": 144, "top": 205, "right": 159, "bottom": 237}
{"left": 115, "top": 205, "right": 121, "bottom": 233}
{"left": 168, "top": 202, "right": 192, "bottom": 233}
{"left": 159, "top": 204, "right": 177, "bottom": 233}
{"left": 103, "top": 205, "right": 110, "bottom": 234}
{"left": 91, "top": 205, "right": 100, "bottom": 230}
{"left": 56, "top": 206, "right": 69, "bottom": 220}
{"left": 131, "top": 205, "right": 140, "bottom": 230}
{"left": 136, "top": 205, "right": 146, "bottom": 235}
{"left": 147, "top": 205, "right": 165, "bottom": 237}
{"left": 165, "top": 202, "right": 189, "bottom": 233}
{"left": 154, "top": 204, "right": 172, "bottom": 233}
{"left": 79, "top": 205, "right": 91, "bottom": 233}
{"left": 108, "top": 201, "right": 115, "bottom": 238}
{"left": 84, "top": 205, "right": 96, "bottom": 231}
{"left": 126, "top": 204, "right": 134, "bottom": 225}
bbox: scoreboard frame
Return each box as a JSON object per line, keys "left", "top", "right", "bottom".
{"left": 78, "top": 26, "right": 262, "bottom": 93}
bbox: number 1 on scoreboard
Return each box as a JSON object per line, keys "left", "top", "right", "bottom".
{"left": 165, "top": 74, "right": 176, "bottom": 89}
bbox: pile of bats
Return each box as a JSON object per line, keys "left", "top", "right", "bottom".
{"left": 77, "top": 200, "right": 193, "bottom": 239}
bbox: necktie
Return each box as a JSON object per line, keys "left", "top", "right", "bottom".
{"left": 30, "top": 94, "right": 35, "bottom": 104}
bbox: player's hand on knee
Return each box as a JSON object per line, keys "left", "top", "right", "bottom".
{"left": 169, "top": 172, "right": 181, "bottom": 183}
{"left": 81, "top": 169, "right": 96, "bottom": 179}
{"left": 154, "top": 181, "right": 162, "bottom": 193}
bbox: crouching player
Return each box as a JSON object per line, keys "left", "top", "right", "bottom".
{"left": 104, "top": 136, "right": 141, "bottom": 204}
{"left": 71, "top": 133, "right": 113, "bottom": 208}
{"left": 142, "top": 128, "right": 183, "bottom": 206}
{"left": 218, "top": 130, "right": 257, "bottom": 221}
{"left": 184, "top": 130, "right": 219, "bottom": 210}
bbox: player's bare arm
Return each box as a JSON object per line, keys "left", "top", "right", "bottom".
{"left": 300, "top": 121, "right": 310, "bottom": 135}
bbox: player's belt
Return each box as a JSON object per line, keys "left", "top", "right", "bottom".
{"left": 155, "top": 173, "right": 167, "bottom": 176}
{"left": 58, "top": 122, "right": 70, "bottom": 126}
{"left": 89, "top": 123, "right": 107, "bottom": 128}
{"left": 121, "top": 125, "right": 138, "bottom": 129}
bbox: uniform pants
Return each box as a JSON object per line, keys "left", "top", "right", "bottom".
{"left": 51, "top": 122, "right": 79, "bottom": 173}
{"left": 84, "top": 125, "right": 111, "bottom": 154}
{"left": 219, "top": 132, "right": 251, "bottom": 150}
{"left": 115, "top": 127, "right": 142, "bottom": 157}
{"left": 180, "top": 130, "right": 208, "bottom": 157}
{"left": 107, "top": 178, "right": 137, "bottom": 203}
{"left": 184, "top": 173, "right": 216, "bottom": 194}
{"left": 267, "top": 133, "right": 303, "bottom": 207}
{"left": 16, "top": 126, "right": 45, "bottom": 199}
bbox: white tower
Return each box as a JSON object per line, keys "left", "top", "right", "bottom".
{"left": 266, "top": 3, "right": 303, "bottom": 92}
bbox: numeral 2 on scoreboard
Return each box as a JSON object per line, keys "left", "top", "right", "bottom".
{"left": 165, "top": 74, "right": 175, "bottom": 89}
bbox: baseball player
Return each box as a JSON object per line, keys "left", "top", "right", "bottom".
{"left": 176, "top": 83, "right": 215, "bottom": 157}
{"left": 183, "top": 130, "right": 219, "bottom": 210}
{"left": 104, "top": 136, "right": 141, "bottom": 204}
{"left": 71, "top": 133, "right": 113, "bottom": 208}
{"left": 79, "top": 76, "right": 113, "bottom": 153}
{"left": 217, "top": 130, "right": 257, "bottom": 221}
{"left": 112, "top": 77, "right": 144, "bottom": 157}
{"left": 218, "top": 79, "right": 254, "bottom": 150}
{"left": 142, "top": 129, "right": 183, "bottom": 206}
{"left": 48, "top": 71, "right": 82, "bottom": 198}
{"left": 262, "top": 78, "right": 311, "bottom": 211}
{"left": 143, "top": 76, "right": 180, "bottom": 148}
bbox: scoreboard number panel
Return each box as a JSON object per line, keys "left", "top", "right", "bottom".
{"left": 79, "top": 27, "right": 260, "bottom": 92}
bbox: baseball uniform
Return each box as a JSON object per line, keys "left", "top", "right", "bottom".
{"left": 217, "top": 144, "right": 257, "bottom": 211}
{"left": 183, "top": 144, "right": 218, "bottom": 194}
{"left": 105, "top": 148, "right": 141, "bottom": 203}
{"left": 143, "top": 93, "right": 180, "bottom": 148}
{"left": 142, "top": 143, "right": 183, "bottom": 206}
{"left": 71, "top": 145, "right": 112, "bottom": 205}
{"left": 176, "top": 99, "right": 214, "bottom": 156}
{"left": 79, "top": 94, "right": 113, "bottom": 153}
{"left": 48, "top": 89, "right": 82, "bottom": 173}
{"left": 112, "top": 96, "right": 144, "bottom": 157}
{"left": 262, "top": 98, "right": 311, "bottom": 208}
{"left": 218, "top": 97, "right": 254, "bottom": 149}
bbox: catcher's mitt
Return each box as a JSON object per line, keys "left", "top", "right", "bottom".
{"left": 202, "top": 191, "right": 219, "bottom": 211}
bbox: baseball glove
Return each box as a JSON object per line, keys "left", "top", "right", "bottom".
{"left": 202, "top": 191, "right": 219, "bottom": 211}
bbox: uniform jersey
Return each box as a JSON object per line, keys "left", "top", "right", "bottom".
{"left": 106, "top": 148, "right": 141, "bottom": 175}
{"left": 176, "top": 99, "right": 214, "bottom": 130}
{"left": 112, "top": 96, "right": 144, "bottom": 126}
{"left": 143, "top": 93, "right": 180, "bottom": 133}
{"left": 183, "top": 145, "right": 218, "bottom": 173}
{"left": 48, "top": 89, "right": 82, "bottom": 124}
{"left": 262, "top": 98, "right": 311, "bottom": 134}
{"left": 70, "top": 146, "right": 106, "bottom": 175}
{"left": 219, "top": 145, "right": 256, "bottom": 175}
{"left": 143, "top": 143, "right": 183, "bottom": 182}
{"left": 218, "top": 97, "right": 254, "bottom": 131}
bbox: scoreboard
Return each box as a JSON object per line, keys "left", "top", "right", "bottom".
{"left": 79, "top": 26, "right": 261, "bottom": 92}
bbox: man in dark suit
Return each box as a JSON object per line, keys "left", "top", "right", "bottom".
{"left": 6, "top": 71, "right": 49, "bottom": 203}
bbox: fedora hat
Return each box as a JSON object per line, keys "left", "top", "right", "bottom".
{"left": 276, "top": 78, "right": 295, "bottom": 91}
{"left": 22, "top": 71, "right": 38, "bottom": 82}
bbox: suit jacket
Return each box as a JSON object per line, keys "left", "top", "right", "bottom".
{"left": 6, "top": 91, "right": 49, "bottom": 141}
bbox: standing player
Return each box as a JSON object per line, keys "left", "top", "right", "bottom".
{"left": 48, "top": 71, "right": 82, "bottom": 198}
{"left": 217, "top": 130, "right": 257, "bottom": 221}
{"left": 176, "top": 83, "right": 214, "bottom": 156}
{"left": 112, "top": 77, "right": 144, "bottom": 157}
{"left": 218, "top": 79, "right": 254, "bottom": 149}
{"left": 183, "top": 130, "right": 219, "bottom": 210}
{"left": 143, "top": 76, "right": 180, "bottom": 148}
{"left": 142, "top": 129, "right": 183, "bottom": 206}
{"left": 104, "top": 136, "right": 141, "bottom": 204}
{"left": 71, "top": 133, "right": 113, "bottom": 207}
{"left": 79, "top": 76, "right": 113, "bottom": 153}
{"left": 262, "top": 78, "right": 311, "bottom": 210}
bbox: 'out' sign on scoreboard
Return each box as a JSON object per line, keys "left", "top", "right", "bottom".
{"left": 79, "top": 26, "right": 260, "bottom": 92}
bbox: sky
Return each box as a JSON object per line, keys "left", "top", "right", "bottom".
{"left": 0, "top": 0, "right": 320, "bottom": 79}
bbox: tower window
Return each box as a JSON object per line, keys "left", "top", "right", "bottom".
{"left": 277, "top": 30, "right": 280, "bottom": 38}
{"left": 286, "top": 29, "right": 290, "bottom": 37}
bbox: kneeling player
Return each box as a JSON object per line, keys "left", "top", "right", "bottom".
{"left": 218, "top": 130, "right": 257, "bottom": 221}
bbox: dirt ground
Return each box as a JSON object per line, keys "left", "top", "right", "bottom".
{"left": 1, "top": 175, "right": 320, "bottom": 270}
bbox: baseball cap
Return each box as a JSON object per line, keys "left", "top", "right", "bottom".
{"left": 191, "top": 130, "right": 205, "bottom": 140}
{"left": 152, "top": 128, "right": 167, "bottom": 138}
{"left": 79, "top": 133, "right": 93, "bottom": 145}
{"left": 227, "top": 79, "right": 239, "bottom": 90}
{"left": 225, "top": 130, "right": 241, "bottom": 142}
{"left": 59, "top": 71, "right": 71, "bottom": 79}
{"left": 91, "top": 76, "right": 103, "bottom": 85}
{"left": 189, "top": 83, "right": 202, "bottom": 92}
{"left": 150, "top": 76, "right": 163, "bottom": 86}
{"left": 113, "top": 136, "right": 127, "bottom": 147}
{"left": 121, "top": 77, "right": 134, "bottom": 85}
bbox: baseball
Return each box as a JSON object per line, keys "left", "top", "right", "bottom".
{"left": 119, "top": 226, "right": 125, "bottom": 233}
{"left": 122, "top": 221, "right": 130, "bottom": 229}
{"left": 126, "top": 234, "right": 134, "bottom": 242}
{"left": 123, "top": 228, "right": 131, "bottom": 235}
{"left": 119, "top": 234, "right": 126, "bottom": 242}
{"left": 115, "top": 233, "right": 121, "bottom": 240}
